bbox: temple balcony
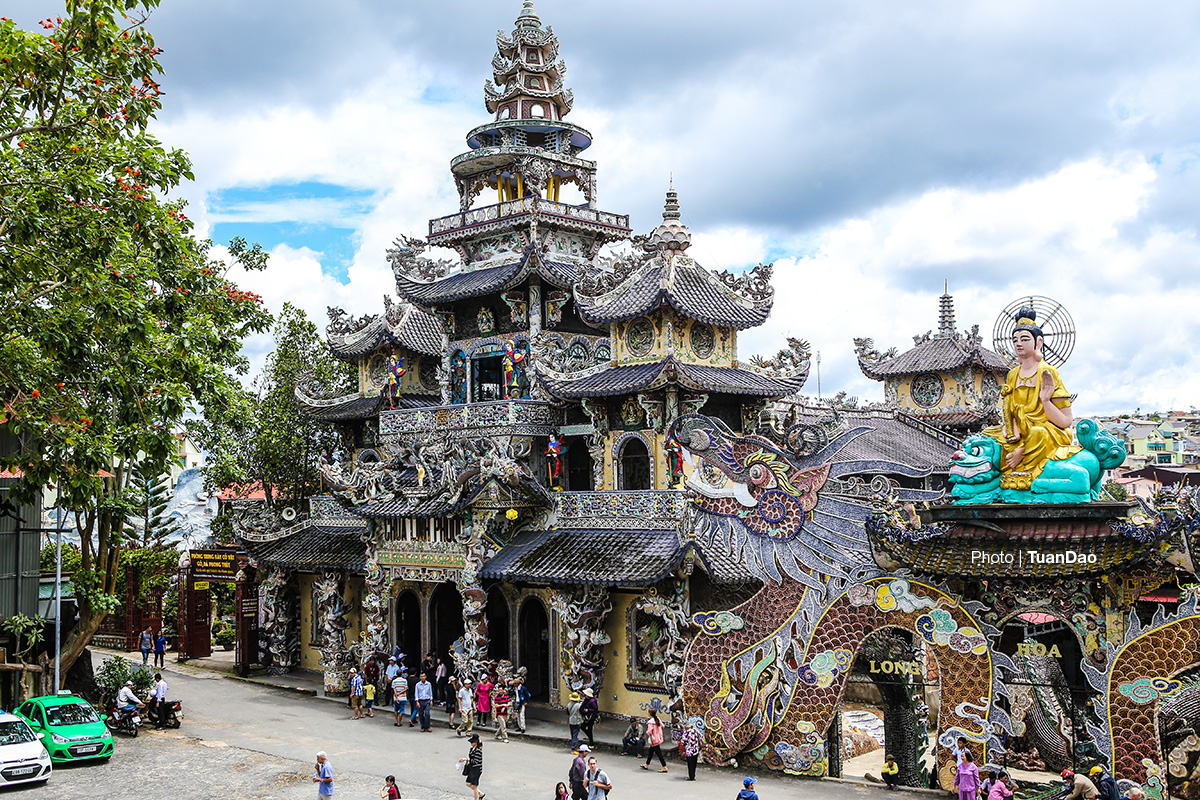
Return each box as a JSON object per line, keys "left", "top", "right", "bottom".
{"left": 378, "top": 398, "right": 561, "bottom": 441}
{"left": 427, "top": 196, "right": 630, "bottom": 242}
{"left": 553, "top": 490, "right": 687, "bottom": 531}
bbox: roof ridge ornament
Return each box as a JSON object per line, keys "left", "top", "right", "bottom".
{"left": 387, "top": 235, "right": 457, "bottom": 284}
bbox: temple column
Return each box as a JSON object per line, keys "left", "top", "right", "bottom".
{"left": 550, "top": 585, "right": 613, "bottom": 691}
{"left": 360, "top": 521, "right": 391, "bottom": 660}
{"left": 314, "top": 570, "right": 354, "bottom": 696}
{"left": 259, "top": 566, "right": 300, "bottom": 675}
{"left": 453, "top": 519, "right": 490, "bottom": 681}
{"left": 529, "top": 280, "right": 542, "bottom": 339}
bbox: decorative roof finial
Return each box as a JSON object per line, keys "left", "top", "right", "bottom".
{"left": 662, "top": 186, "right": 681, "bottom": 221}
{"left": 516, "top": 0, "right": 541, "bottom": 28}
{"left": 650, "top": 184, "right": 690, "bottom": 251}
{"left": 937, "top": 283, "right": 956, "bottom": 339}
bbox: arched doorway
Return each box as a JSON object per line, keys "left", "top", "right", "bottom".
{"left": 486, "top": 586, "right": 510, "bottom": 662}
{"left": 519, "top": 598, "right": 551, "bottom": 701}
{"left": 619, "top": 437, "right": 651, "bottom": 490}
{"left": 429, "top": 582, "right": 465, "bottom": 666}
{"left": 394, "top": 591, "right": 421, "bottom": 676}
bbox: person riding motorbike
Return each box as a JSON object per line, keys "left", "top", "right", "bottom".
{"left": 116, "top": 680, "right": 141, "bottom": 713}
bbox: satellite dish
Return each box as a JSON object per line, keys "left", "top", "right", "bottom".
{"left": 281, "top": 507, "right": 298, "bottom": 522}
{"left": 992, "top": 295, "right": 1076, "bottom": 368}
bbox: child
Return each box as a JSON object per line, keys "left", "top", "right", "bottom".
{"left": 364, "top": 680, "right": 376, "bottom": 717}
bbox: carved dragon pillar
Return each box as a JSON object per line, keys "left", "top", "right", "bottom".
{"left": 635, "top": 577, "right": 692, "bottom": 720}
{"left": 453, "top": 518, "right": 490, "bottom": 681}
{"left": 259, "top": 566, "right": 300, "bottom": 675}
{"left": 314, "top": 570, "right": 355, "bottom": 696}
{"left": 529, "top": 280, "right": 542, "bottom": 339}
{"left": 551, "top": 585, "right": 613, "bottom": 691}
{"left": 353, "top": 521, "right": 390, "bottom": 670}
{"left": 581, "top": 398, "right": 609, "bottom": 491}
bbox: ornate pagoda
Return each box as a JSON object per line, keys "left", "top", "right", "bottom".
{"left": 236, "top": 1, "right": 802, "bottom": 718}
{"left": 855, "top": 288, "right": 1009, "bottom": 433}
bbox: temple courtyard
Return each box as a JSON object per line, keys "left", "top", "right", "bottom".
{"left": 45, "top": 654, "right": 907, "bottom": 800}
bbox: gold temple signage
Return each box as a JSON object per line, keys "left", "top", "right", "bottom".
{"left": 377, "top": 548, "right": 465, "bottom": 570}
{"left": 191, "top": 549, "right": 240, "bottom": 580}
{"left": 1015, "top": 641, "right": 1062, "bottom": 658}
{"left": 868, "top": 660, "right": 921, "bottom": 676}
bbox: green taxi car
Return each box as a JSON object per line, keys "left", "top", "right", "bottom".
{"left": 16, "top": 692, "right": 113, "bottom": 763}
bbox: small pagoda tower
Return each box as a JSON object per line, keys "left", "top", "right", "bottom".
{"left": 855, "top": 287, "right": 1009, "bottom": 433}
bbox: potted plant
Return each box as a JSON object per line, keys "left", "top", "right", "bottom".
{"left": 213, "top": 622, "right": 236, "bottom": 651}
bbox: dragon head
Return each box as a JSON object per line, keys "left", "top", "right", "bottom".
{"left": 948, "top": 434, "right": 1002, "bottom": 486}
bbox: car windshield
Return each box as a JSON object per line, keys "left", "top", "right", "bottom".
{"left": 46, "top": 703, "right": 100, "bottom": 726}
{"left": 0, "top": 721, "right": 37, "bottom": 745}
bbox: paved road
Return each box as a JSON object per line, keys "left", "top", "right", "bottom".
{"left": 34, "top": 657, "right": 916, "bottom": 800}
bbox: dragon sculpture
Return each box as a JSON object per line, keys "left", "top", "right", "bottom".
{"left": 550, "top": 585, "right": 613, "bottom": 691}
{"left": 672, "top": 414, "right": 1011, "bottom": 783}
{"left": 259, "top": 566, "right": 300, "bottom": 674}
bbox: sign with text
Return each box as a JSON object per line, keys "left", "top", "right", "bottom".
{"left": 191, "top": 549, "right": 241, "bottom": 580}
{"left": 192, "top": 581, "right": 210, "bottom": 591}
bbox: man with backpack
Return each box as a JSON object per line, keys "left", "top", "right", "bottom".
{"left": 584, "top": 755, "right": 612, "bottom": 800}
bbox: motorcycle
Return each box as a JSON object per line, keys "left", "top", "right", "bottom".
{"left": 106, "top": 703, "right": 142, "bottom": 737}
{"left": 155, "top": 699, "right": 183, "bottom": 729}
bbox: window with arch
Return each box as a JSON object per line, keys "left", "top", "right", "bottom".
{"left": 619, "top": 437, "right": 652, "bottom": 491}
{"left": 500, "top": 106, "right": 511, "bottom": 120}
{"left": 529, "top": 103, "right": 545, "bottom": 119}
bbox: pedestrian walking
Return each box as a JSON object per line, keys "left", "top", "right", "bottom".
{"left": 313, "top": 751, "right": 334, "bottom": 797}
{"left": 391, "top": 671, "right": 409, "bottom": 726}
{"left": 579, "top": 688, "right": 599, "bottom": 747}
{"left": 475, "top": 675, "right": 493, "bottom": 728}
{"left": 492, "top": 681, "right": 511, "bottom": 742}
{"left": 566, "top": 691, "right": 583, "bottom": 751}
{"left": 139, "top": 625, "right": 153, "bottom": 666}
{"left": 350, "top": 668, "right": 365, "bottom": 719}
{"left": 738, "top": 776, "right": 759, "bottom": 800}
{"left": 583, "top": 756, "right": 612, "bottom": 800}
{"left": 154, "top": 631, "right": 166, "bottom": 669}
{"left": 457, "top": 678, "right": 476, "bottom": 736}
{"left": 365, "top": 680, "right": 376, "bottom": 717}
{"left": 512, "top": 677, "right": 530, "bottom": 733}
{"left": 447, "top": 676, "right": 460, "bottom": 729}
{"left": 641, "top": 708, "right": 668, "bottom": 772}
{"left": 956, "top": 752, "right": 981, "bottom": 800}
{"left": 415, "top": 672, "right": 434, "bottom": 731}
{"left": 464, "top": 733, "right": 485, "bottom": 800}
{"left": 380, "top": 775, "right": 400, "bottom": 799}
{"left": 568, "top": 744, "right": 590, "bottom": 800}
{"left": 385, "top": 657, "right": 400, "bottom": 704}
{"left": 435, "top": 656, "right": 448, "bottom": 706}
{"left": 679, "top": 723, "right": 701, "bottom": 781}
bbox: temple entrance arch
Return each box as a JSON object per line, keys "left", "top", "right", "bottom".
{"left": 519, "top": 597, "right": 551, "bottom": 701}
{"left": 486, "top": 586, "right": 510, "bottom": 662}
{"left": 994, "top": 612, "right": 1091, "bottom": 780}
{"left": 394, "top": 590, "right": 421, "bottom": 676}
{"left": 619, "top": 437, "right": 651, "bottom": 490}
{"left": 834, "top": 627, "right": 937, "bottom": 788}
{"left": 429, "top": 582, "right": 464, "bottom": 664}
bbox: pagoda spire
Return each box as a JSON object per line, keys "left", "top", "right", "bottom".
{"left": 516, "top": 0, "right": 540, "bottom": 28}
{"left": 649, "top": 185, "right": 691, "bottom": 252}
{"left": 936, "top": 282, "right": 956, "bottom": 339}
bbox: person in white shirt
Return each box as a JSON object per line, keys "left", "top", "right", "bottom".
{"left": 116, "top": 680, "right": 141, "bottom": 712}
{"left": 152, "top": 673, "right": 168, "bottom": 728}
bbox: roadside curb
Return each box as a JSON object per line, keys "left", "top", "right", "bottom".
{"left": 221, "top": 673, "right": 318, "bottom": 697}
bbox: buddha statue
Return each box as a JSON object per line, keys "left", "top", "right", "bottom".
{"left": 983, "top": 307, "right": 1080, "bottom": 490}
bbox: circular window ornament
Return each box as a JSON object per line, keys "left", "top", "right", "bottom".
{"left": 690, "top": 323, "right": 715, "bottom": 358}
{"left": 367, "top": 352, "right": 388, "bottom": 390}
{"left": 626, "top": 318, "right": 655, "bottom": 357}
{"left": 911, "top": 374, "right": 944, "bottom": 408}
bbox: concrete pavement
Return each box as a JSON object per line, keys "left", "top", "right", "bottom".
{"left": 74, "top": 649, "right": 936, "bottom": 800}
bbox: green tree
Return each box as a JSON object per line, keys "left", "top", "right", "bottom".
{"left": 189, "top": 303, "right": 351, "bottom": 509}
{"left": 0, "top": 2, "right": 271, "bottom": 681}
{"left": 128, "top": 461, "right": 180, "bottom": 548}
{"left": 1103, "top": 480, "right": 1129, "bottom": 501}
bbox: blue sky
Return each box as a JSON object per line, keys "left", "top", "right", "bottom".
{"left": 10, "top": 0, "right": 1200, "bottom": 412}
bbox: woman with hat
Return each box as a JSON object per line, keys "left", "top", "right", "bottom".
{"left": 580, "top": 688, "right": 599, "bottom": 747}
{"left": 464, "top": 733, "right": 485, "bottom": 800}
{"left": 566, "top": 691, "right": 584, "bottom": 752}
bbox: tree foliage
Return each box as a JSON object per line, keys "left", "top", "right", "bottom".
{"left": 0, "top": 1, "right": 271, "bottom": 681}
{"left": 128, "top": 461, "right": 180, "bottom": 548}
{"left": 189, "top": 303, "right": 352, "bottom": 509}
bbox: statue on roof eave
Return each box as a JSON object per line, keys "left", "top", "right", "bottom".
{"left": 948, "top": 306, "right": 1125, "bottom": 504}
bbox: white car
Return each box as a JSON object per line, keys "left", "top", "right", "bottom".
{"left": 0, "top": 711, "right": 52, "bottom": 786}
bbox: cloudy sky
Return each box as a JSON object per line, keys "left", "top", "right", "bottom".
{"left": 15, "top": 0, "right": 1200, "bottom": 413}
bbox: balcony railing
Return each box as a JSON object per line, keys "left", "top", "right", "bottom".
{"left": 379, "top": 399, "right": 560, "bottom": 439}
{"left": 554, "top": 490, "right": 687, "bottom": 530}
{"left": 428, "top": 197, "right": 630, "bottom": 237}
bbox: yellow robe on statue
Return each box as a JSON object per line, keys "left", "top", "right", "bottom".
{"left": 983, "top": 361, "right": 1079, "bottom": 490}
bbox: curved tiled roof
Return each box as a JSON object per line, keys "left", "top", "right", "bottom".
{"left": 327, "top": 303, "right": 445, "bottom": 359}
{"left": 785, "top": 407, "right": 959, "bottom": 474}
{"left": 858, "top": 336, "right": 1010, "bottom": 379}
{"left": 237, "top": 522, "right": 367, "bottom": 572}
{"left": 479, "top": 526, "right": 687, "bottom": 587}
{"left": 394, "top": 258, "right": 526, "bottom": 306}
{"left": 535, "top": 357, "right": 807, "bottom": 399}
{"left": 576, "top": 257, "right": 773, "bottom": 330}
{"left": 294, "top": 389, "right": 439, "bottom": 422}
